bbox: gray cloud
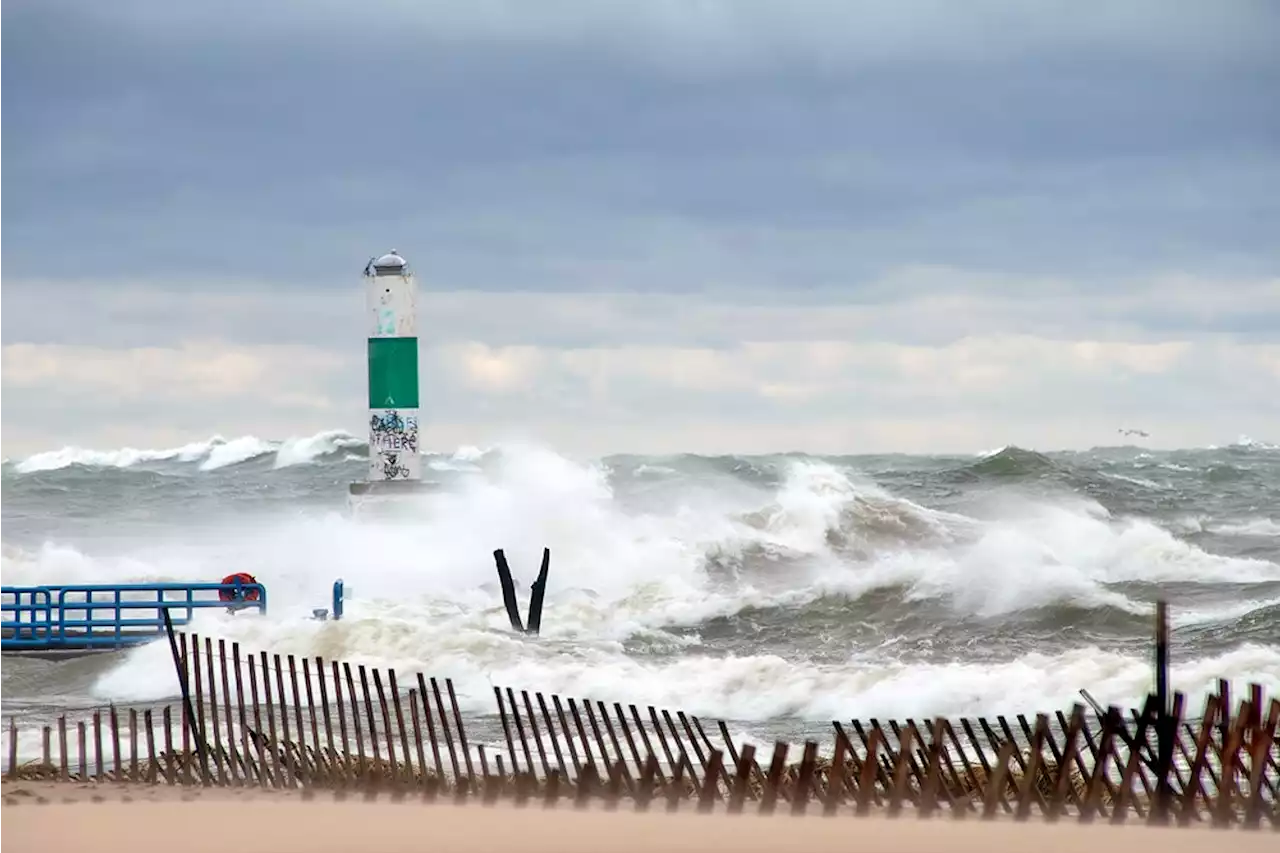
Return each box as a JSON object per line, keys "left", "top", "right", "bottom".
{"left": 5, "top": 273, "right": 1279, "bottom": 352}
{"left": 4, "top": 0, "right": 1278, "bottom": 286}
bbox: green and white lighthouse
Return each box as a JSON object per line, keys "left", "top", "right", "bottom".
{"left": 359, "top": 250, "right": 422, "bottom": 489}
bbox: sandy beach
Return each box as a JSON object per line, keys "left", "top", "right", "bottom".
{"left": 3, "top": 781, "right": 1274, "bottom": 853}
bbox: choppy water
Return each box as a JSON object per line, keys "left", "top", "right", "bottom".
{"left": 3, "top": 432, "right": 1278, "bottom": 750}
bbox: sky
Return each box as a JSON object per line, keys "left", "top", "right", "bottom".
{"left": 3, "top": 0, "right": 1279, "bottom": 458}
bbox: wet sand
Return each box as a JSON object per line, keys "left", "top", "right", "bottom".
{"left": 3, "top": 781, "right": 1274, "bottom": 853}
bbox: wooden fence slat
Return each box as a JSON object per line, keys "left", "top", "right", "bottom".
{"left": 178, "top": 636, "right": 192, "bottom": 785}
{"left": 537, "top": 693, "right": 570, "bottom": 781}
{"left": 637, "top": 753, "right": 659, "bottom": 811}
{"left": 445, "top": 680, "right": 477, "bottom": 789}
{"left": 288, "top": 655, "right": 311, "bottom": 786}
{"left": 521, "top": 690, "right": 553, "bottom": 778}
{"left": 659, "top": 708, "right": 698, "bottom": 791}
{"left": 918, "top": 718, "right": 945, "bottom": 817}
{"left": 58, "top": 716, "right": 69, "bottom": 782}
{"left": 78, "top": 720, "right": 88, "bottom": 780}
{"left": 314, "top": 657, "right": 336, "bottom": 784}
{"left": 191, "top": 635, "right": 211, "bottom": 785}
{"left": 1077, "top": 707, "right": 1118, "bottom": 819}
{"left": 161, "top": 707, "right": 174, "bottom": 785}
{"left": 576, "top": 762, "right": 598, "bottom": 808}
{"left": 372, "top": 668, "right": 397, "bottom": 784}
{"left": 730, "top": 743, "right": 756, "bottom": 813}
{"left": 792, "top": 741, "right": 818, "bottom": 815}
{"left": 887, "top": 719, "right": 926, "bottom": 801}
{"left": 823, "top": 727, "right": 849, "bottom": 815}
{"left": 1243, "top": 698, "right": 1280, "bottom": 828}
{"left": 108, "top": 706, "right": 121, "bottom": 780}
{"left": 554, "top": 697, "right": 584, "bottom": 779}
{"left": 128, "top": 709, "right": 138, "bottom": 782}
{"left": 93, "top": 710, "right": 104, "bottom": 780}
{"left": 1053, "top": 707, "right": 1092, "bottom": 815}
{"left": 248, "top": 654, "right": 276, "bottom": 788}
{"left": 479, "top": 747, "right": 498, "bottom": 803}
{"left": 760, "top": 741, "right": 788, "bottom": 814}
{"left": 355, "top": 664, "right": 377, "bottom": 779}
{"left": 204, "top": 639, "right": 227, "bottom": 786}
{"left": 257, "top": 652, "right": 278, "bottom": 786}
{"left": 614, "top": 703, "right": 647, "bottom": 785}
{"left": 1112, "top": 697, "right": 1161, "bottom": 823}
{"left": 600, "top": 701, "right": 636, "bottom": 791}
{"left": 232, "top": 644, "right": 256, "bottom": 786}
{"left": 664, "top": 759, "right": 685, "bottom": 812}
{"left": 1119, "top": 707, "right": 1157, "bottom": 811}
{"left": 433, "top": 678, "right": 462, "bottom": 786}
{"left": 982, "top": 741, "right": 1016, "bottom": 818}
{"left": 218, "top": 640, "right": 241, "bottom": 786}
{"left": 644, "top": 706, "right": 677, "bottom": 780}
{"left": 1015, "top": 714, "right": 1049, "bottom": 820}
{"left": 418, "top": 676, "right": 445, "bottom": 784}
{"left": 930, "top": 720, "right": 971, "bottom": 815}
{"left": 698, "top": 749, "right": 724, "bottom": 812}
{"left": 343, "top": 660, "right": 363, "bottom": 778}
{"left": 1178, "top": 693, "right": 1220, "bottom": 825}
{"left": 143, "top": 709, "right": 156, "bottom": 784}
{"left": 389, "top": 671, "right": 413, "bottom": 788}
{"left": 5, "top": 718, "right": 15, "bottom": 779}
{"left": 409, "top": 690, "right": 428, "bottom": 793}
{"left": 676, "top": 711, "right": 710, "bottom": 786}
{"left": 1213, "top": 707, "right": 1250, "bottom": 828}
{"left": 604, "top": 757, "right": 624, "bottom": 807}
{"left": 494, "top": 686, "right": 521, "bottom": 774}
{"left": 1047, "top": 706, "right": 1084, "bottom": 821}
{"left": 996, "top": 715, "right": 1047, "bottom": 813}
{"left": 585, "top": 701, "right": 617, "bottom": 779}
{"left": 888, "top": 725, "right": 915, "bottom": 816}
{"left": 302, "top": 658, "right": 323, "bottom": 780}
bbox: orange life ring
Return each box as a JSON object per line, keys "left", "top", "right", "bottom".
{"left": 219, "top": 572, "right": 261, "bottom": 602}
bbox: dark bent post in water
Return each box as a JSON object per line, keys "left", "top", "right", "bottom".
{"left": 493, "top": 549, "right": 525, "bottom": 633}
{"left": 526, "top": 548, "right": 551, "bottom": 636}
{"left": 161, "top": 607, "right": 209, "bottom": 770}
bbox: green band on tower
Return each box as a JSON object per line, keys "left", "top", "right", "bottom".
{"left": 367, "top": 336, "right": 420, "bottom": 409}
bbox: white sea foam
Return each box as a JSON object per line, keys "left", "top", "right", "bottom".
{"left": 7, "top": 442, "right": 1278, "bottom": 726}
{"left": 9, "top": 429, "right": 367, "bottom": 474}
{"left": 7, "top": 444, "right": 1274, "bottom": 719}
{"left": 92, "top": 611, "right": 1280, "bottom": 725}
{"left": 273, "top": 430, "right": 366, "bottom": 469}
{"left": 1211, "top": 517, "right": 1280, "bottom": 537}
{"left": 12, "top": 438, "right": 225, "bottom": 473}
{"left": 1207, "top": 435, "right": 1280, "bottom": 451}
{"left": 199, "top": 436, "right": 276, "bottom": 470}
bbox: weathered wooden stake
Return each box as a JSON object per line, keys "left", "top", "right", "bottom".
{"left": 526, "top": 547, "right": 550, "bottom": 636}
{"left": 493, "top": 549, "right": 525, "bottom": 633}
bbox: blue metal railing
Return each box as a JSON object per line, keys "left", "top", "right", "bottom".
{"left": 1, "top": 581, "right": 268, "bottom": 651}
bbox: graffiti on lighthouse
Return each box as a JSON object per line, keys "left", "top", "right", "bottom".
{"left": 369, "top": 410, "right": 418, "bottom": 480}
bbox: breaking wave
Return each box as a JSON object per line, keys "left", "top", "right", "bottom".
{"left": 4, "top": 441, "right": 1278, "bottom": 722}
{"left": 9, "top": 430, "right": 366, "bottom": 474}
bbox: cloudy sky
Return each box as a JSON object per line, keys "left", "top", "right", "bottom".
{"left": 3, "top": 0, "right": 1279, "bottom": 458}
